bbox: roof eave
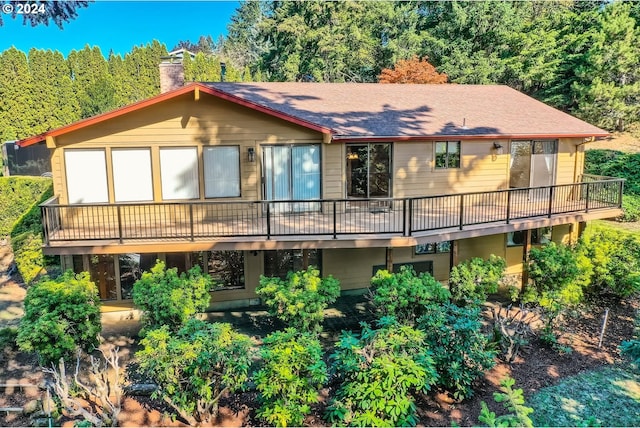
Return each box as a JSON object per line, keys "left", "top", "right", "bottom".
{"left": 17, "top": 83, "right": 334, "bottom": 148}
{"left": 331, "top": 132, "right": 611, "bottom": 143}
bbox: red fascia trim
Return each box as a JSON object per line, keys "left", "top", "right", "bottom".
{"left": 17, "top": 83, "right": 334, "bottom": 147}
{"left": 331, "top": 133, "right": 610, "bottom": 143}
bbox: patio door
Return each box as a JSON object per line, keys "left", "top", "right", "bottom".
{"left": 509, "top": 140, "right": 556, "bottom": 198}
{"left": 263, "top": 145, "right": 320, "bottom": 212}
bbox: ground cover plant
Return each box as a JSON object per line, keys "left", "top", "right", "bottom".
{"left": 478, "top": 377, "right": 533, "bottom": 428}
{"left": 257, "top": 266, "right": 340, "bottom": 332}
{"left": 16, "top": 270, "right": 101, "bottom": 365}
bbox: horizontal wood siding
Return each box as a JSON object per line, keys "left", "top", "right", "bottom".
{"left": 556, "top": 138, "right": 580, "bottom": 185}
{"left": 323, "top": 144, "right": 344, "bottom": 199}
{"left": 458, "top": 234, "right": 506, "bottom": 263}
{"left": 393, "top": 140, "right": 510, "bottom": 198}
{"left": 323, "top": 248, "right": 386, "bottom": 291}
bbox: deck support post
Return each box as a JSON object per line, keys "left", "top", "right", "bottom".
{"left": 386, "top": 247, "right": 393, "bottom": 272}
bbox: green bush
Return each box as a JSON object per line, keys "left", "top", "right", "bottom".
{"left": 0, "top": 176, "right": 52, "bottom": 236}
{"left": 621, "top": 194, "right": 640, "bottom": 222}
{"left": 417, "top": 303, "right": 496, "bottom": 400}
{"left": 0, "top": 327, "right": 18, "bottom": 350}
{"left": 448, "top": 255, "right": 506, "bottom": 306}
{"left": 136, "top": 319, "right": 253, "bottom": 426}
{"left": 17, "top": 271, "right": 101, "bottom": 365}
{"left": 326, "top": 317, "right": 438, "bottom": 427}
{"left": 585, "top": 150, "right": 640, "bottom": 195}
{"left": 132, "top": 260, "right": 212, "bottom": 334}
{"left": 369, "top": 266, "right": 450, "bottom": 323}
{"left": 255, "top": 329, "right": 327, "bottom": 427}
{"left": 577, "top": 226, "right": 640, "bottom": 300}
{"left": 257, "top": 266, "right": 340, "bottom": 333}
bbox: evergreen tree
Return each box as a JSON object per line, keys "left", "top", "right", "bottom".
{"left": 67, "top": 45, "right": 116, "bottom": 118}
{"left": 120, "top": 40, "right": 167, "bottom": 103}
{"left": 28, "top": 49, "right": 80, "bottom": 134}
{"left": 0, "top": 48, "right": 35, "bottom": 141}
{"left": 0, "top": 1, "right": 89, "bottom": 28}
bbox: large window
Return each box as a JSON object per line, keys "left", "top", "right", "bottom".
{"left": 415, "top": 241, "right": 451, "bottom": 255}
{"left": 118, "top": 253, "right": 157, "bottom": 300}
{"left": 204, "top": 146, "right": 240, "bottom": 198}
{"left": 435, "top": 141, "right": 460, "bottom": 169}
{"left": 264, "top": 249, "right": 320, "bottom": 279}
{"left": 112, "top": 148, "right": 153, "bottom": 202}
{"left": 64, "top": 149, "right": 108, "bottom": 203}
{"left": 346, "top": 143, "right": 391, "bottom": 198}
{"left": 160, "top": 147, "right": 199, "bottom": 200}
{"left": 507, "top": 227, "right": 552, "bottom": 247}
{"left": 192, "top": 251, "right": 245, "bottom": 289}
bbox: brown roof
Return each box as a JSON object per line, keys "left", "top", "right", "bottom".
{"left": 206, "top": 82, "right": 608, "bottom": 140}
{"left": 18, "top": 82, "right": 607, "bottom": 148}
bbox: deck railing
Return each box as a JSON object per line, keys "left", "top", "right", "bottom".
{"left": 41, "top": 177, "right": 624, "bottom": 245}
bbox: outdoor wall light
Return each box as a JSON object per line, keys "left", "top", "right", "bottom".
{"left": 492, "top": 142, "right": 504, "bottom": 155}
{"left": 247, "top": 147, "right": 256, "bottom": 162}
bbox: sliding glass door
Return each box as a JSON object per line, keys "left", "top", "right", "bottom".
{"left": 263, "top": 145, "right": 320, "bottom": 212}
{"left": 346, "top": 143, "right": 391, "bottom": 198}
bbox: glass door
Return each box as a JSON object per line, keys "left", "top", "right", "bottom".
{"left": 263, "top": 145, "right": 320, "bottom": 212}
{"left": 346, "top": 143, "right": 391, "bottom": 198}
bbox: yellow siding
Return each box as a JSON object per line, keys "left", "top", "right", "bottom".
{"left": 323, "top": 248, "right": 386, "bottom": 291}
{"left": 458, "top": 234, "right": 506, "bottom": 262}
{"left": 393, "top": 140, "right": 510, "bottom": 198}
{"left": 556, "top": 138, "right": 581, "bottom": 185}
{"left": 323, "top": 144, "right": 344, "bottom": 199}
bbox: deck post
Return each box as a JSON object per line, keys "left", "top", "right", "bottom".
{"left": 402, "top": 199, "right": 407, "bottom": 236}
{"left": 332, "top": 200, "right": 337, "bottom": 239}
{"left": 117, "top": 205, "right": 123, "bottom": 244}
{"left": 407, "top": 199, "right": 413, "bottom": 236}
{"left": 266, "top": 202, "right": 271, "bottom": 240}
{"left": 459, "top": 194, "right": 465, "bottom": 230}
{"left": 618, "top": 180, "right": 624, "bottom": 208}
{"left": 189, "top": 204, "right": 194, "bottom": 242}
{"left": 585, "top": 182, "right": 590, "bottom": 213}
{"left": 548, "top": 185, "right": 554, "bottom": 218}
{"left": 41, "top": 206, "right": 49, "bottom": 246}
{"left": 506, "top": 190, "right": 511, "bottom": 224}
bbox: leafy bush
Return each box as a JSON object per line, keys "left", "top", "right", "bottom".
{"left": 255, "top": 329, "right": 327, "bottom": 427}
{"left": 136, "top": 319, "right": 253, "bottom": 426}
{"left": 620, "top": 311, "right": 640, "bottom": 369}
{"left": 132, "top": 260, "right": 212, "bottom": 334}
{"left": 369, "top": 266, "right": 450, "bottom": 323}
{"left": 0, "top": 327, "right": 18, "bottom": 350}
{"left": 0, "top": 176, "right": 52, "bottom": 236}
{"left": 326, "top": 317, "right": 438, "bottom": 427}
{"left": 478, "top": 377, "right": 533, "bottom": 428}
{"left": 448, "top": 255, "right": 506, "bottom": 306}
{"left": 577, "top": 226, "right": 640, "bottom": 300}
{"left": 525, "top": 242, "right": 584, "bottom": 350}
{"left": 621, "top": 194, "right": 640, "bottom": 222}
{"left": 257, "top": 266, "right": 340, "bottom": 333}
{"left": 17, "top": 271, "right": 101, "bottom": 365}
{"left": 417, "top": 303, "right": 496, "bottom": 400}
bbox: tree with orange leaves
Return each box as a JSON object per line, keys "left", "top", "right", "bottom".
{"left": 378, "top": 56, "right": 448, "bottom": 84}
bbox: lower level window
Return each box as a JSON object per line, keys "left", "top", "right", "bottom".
{"left": 119, "top": 254, "right": 157, "bottom": 300}
{"left": 415, "top": 241, "right": 451, "bottom": 255}
{"left": 264, "top": 249, "right": 321, "bottom": 279}
{"left": 192, "top": 251, "right": 245, "bottom": 289}
{"left": 508, "top": 227, "right": 552, "bottom": 247}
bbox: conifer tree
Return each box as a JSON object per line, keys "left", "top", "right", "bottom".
{"left": 0, "top": 48, "right": 35, "bottom": 141}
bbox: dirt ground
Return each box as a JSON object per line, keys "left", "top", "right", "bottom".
{"left": 1, "top": 242, "right": 639, "bottom": 427}
{"left": 588, "top": 131, "right": 640, "bottom": 153}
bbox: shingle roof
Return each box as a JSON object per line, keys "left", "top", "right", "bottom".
{"left": 205, "top": 82, "right": 608, "bottom": 140}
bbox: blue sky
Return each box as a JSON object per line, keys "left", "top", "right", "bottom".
{"left": 0, "top": 1, "right": 240, "bottom": 57}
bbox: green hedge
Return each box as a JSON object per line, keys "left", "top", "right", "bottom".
{"left": 0, "top": 177, "right": 52, "bottom": 236}
{"left": 0, "top": 177, "right": 54, "bottom": 284}
{"left": 584, "top": 150, "right": 640, "bottom": 195}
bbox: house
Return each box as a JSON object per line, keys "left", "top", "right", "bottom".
{"left": 17, "top": 77, "right": 623, "bottom": 310}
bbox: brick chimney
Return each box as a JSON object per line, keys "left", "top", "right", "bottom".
{"left": 159, "top": 59, "right": 185, "bottom": 93}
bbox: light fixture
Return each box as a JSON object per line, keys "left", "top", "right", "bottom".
{"left": 492, "top": 142, "right": 504, "bottom": 155}
{"left": 247, "top": 147, "right": 256, "bottom": 162}
{"left": 347, "top": 152, "right": 358, "bottom": 160}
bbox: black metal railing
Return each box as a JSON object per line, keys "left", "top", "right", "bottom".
{"left": 40, "top": 178, "right": 624, "bottom": 245}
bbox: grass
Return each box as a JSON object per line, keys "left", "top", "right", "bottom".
{"left": 529, "top": 365, "right": 640, "bottom": 427}
{"left": 592, "top": 219, "right": 640, "bottom": 235}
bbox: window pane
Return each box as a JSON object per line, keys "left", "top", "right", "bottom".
{"left": 435, "top": 142, "right": 447, "bottom": 168}
{"left": 437, "top": 241, "right": 452, "bottom": 253}
{"left": 118, "top": 254, "right": 141, "bottom": 300}
{"left": 369, "top": 144, "right": 391, "bottom": 197}
{"left": 264, "top": 249, "right": 320, "bottom": 279}
{"left": 160, "top": 148, "right": 199, "bottom": 200}
{"left": 204, "top": 146, "right": 240, "bottom": 198}
{"left": 292, "top": 145, "right": 320, "bottom": 200}
{"left": 207, "top": 251, "right": 245, "bottom": 289}
{"left": 112, "top": 149, "right": 153, "bottom": 202}
{"left": 507, "top": 231, "right": 526, "bottom": 246}
{"left": 447, "top": 142, "right": 460, "bottom": 168}
{"left": 347, "top": 145, "right": 368, "bottom": 198}
{"left": 64, "top": 149, "right": 108, "bottom": 203}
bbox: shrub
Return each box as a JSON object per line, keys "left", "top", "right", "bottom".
{"left": 369, "top": 266, "right": 450, "bottom": 323}
{"left": 620, "top": 311, "right": 640, "bottom": 369}
{"left": 136, "top": 319, "right": 253, "bottom": 426}
{"left": 0, "top": 326, "right": 18, "bottom": 350}
{"left": 478, "top": 377, "right": 533, "bottom": 428}
{"left": 257, "top": 266, "right": 340, "bottom": 332}
{"left": 326, "top": 317, "right": 438, "bottom": 427}
{"left": 132, "top": 260, "right": 212, "bottom": 334}
{"left": 577, "top": 226, "right": 640, "bottom": 300}
{"left": 17, "top": 271, "right": 101, "bottom": 365}
{"left": 417, "top": 303, "right": 496, "bottom": 400}
{"left": 621, "top": 194, "right": 640, "bottom": 222}
{"left": 0, "top": 176, "right": 52, "bottom": 236}
{"left": 448, "top": 255, "right": 506, "bottom": 306}
{"left": 255, "top": 329, "right": 327, "bottom": 427}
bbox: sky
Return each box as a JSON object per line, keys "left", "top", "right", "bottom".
{"left": 0, "top": 0, "right": 240, "bottom": 56}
